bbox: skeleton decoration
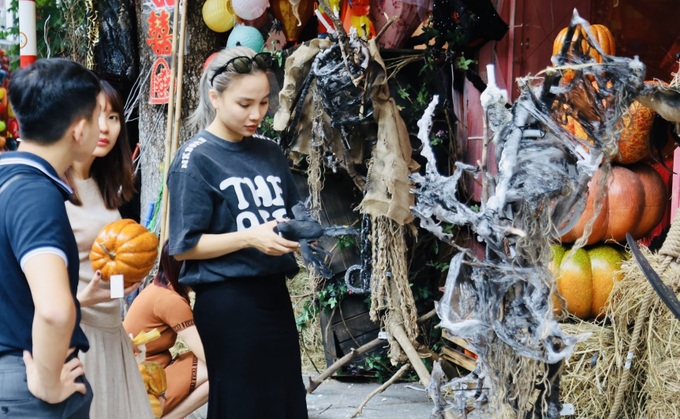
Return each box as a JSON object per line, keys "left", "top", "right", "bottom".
{"left": 411, "top": 10, "right": 645, "bottom": 418}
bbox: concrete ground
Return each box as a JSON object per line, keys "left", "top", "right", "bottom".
{"left": 186, "top": 374, "right": 489, "bottom": 419}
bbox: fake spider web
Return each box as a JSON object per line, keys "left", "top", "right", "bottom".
{"left": 411, "top": 10, "right": 646, "bottom": 418}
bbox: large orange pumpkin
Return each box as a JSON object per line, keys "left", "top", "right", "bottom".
{"left": 550, "top": 243, "right": 625, "bottom": 320}
{"left": 89, "top": 219, "right": 159, "bottom": 286}
{"left": 552, "top": 24, "right": 615, "bottom": 63}
{"left": 561, "top": 164, "right": 667, "bottom": 244}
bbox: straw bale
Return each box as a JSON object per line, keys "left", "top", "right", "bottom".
{"left": 604, "top": 246, "right": 680, "bottom": 418}
{"left": 560, "top": 320, "right": 616, "bottom": 418}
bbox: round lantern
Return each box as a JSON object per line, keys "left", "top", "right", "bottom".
{"left": 203, "top": 0, "right": 236, "bottom": 33}
{"left": 232, "top": 0, "right": 269, "bottom": 21}
{"left": 226, "top": 24, "right": 265, "bottom": 52}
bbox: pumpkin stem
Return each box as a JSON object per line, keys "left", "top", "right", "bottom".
{"left": 98, "top": 242, "right": 116, "bottom": 259}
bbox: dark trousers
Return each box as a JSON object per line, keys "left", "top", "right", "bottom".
{"left": 193, "top": 275, "right": 308, "bottom": 419}
{"left": 0, "top": 352, "right": 92, "bottom": 418}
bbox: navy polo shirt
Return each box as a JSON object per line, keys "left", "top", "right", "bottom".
{"left": 0, "top": 151, "right": 89, "bottom": 355}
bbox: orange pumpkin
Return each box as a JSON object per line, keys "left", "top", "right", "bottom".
{"left": 568, "top": 100, "right": 655, "bottom": 164}
{"left": 561, "top": 164, "right": 667, "bottom": 244}
{"left": 89, "top": 219, "right": 159, "bottom": 286}
{"left": 550, "top": 243, "right": 625, "bottom": 320}
{"left": 552, "top": 24, "right": 615, "bottom": 63}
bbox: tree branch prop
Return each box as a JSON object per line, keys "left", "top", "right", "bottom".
{"left": 350, "top": 363, "right": 411, "bottom": 418}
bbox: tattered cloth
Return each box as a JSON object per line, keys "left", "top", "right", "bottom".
{"left": 274, "top": 37, "right": 419, "bottom": 226}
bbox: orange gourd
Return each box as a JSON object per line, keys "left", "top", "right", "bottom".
{"left": 561, "top": 164, "right": 667, "bottom": 244}
{"left": 552, "top": 24, "right": 615, "bottom": 63}
{"left": 89, "top": 219, "right": 159, "bottom": 287}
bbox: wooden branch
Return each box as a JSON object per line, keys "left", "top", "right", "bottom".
{"left": 307, "top": 337, "right": 383, "bottom": 393}
{"left": 307, "top": 308, "right": 437, "bottom": 394}
{"left": 351, "top": 363, "right": 411, "bottom": 418}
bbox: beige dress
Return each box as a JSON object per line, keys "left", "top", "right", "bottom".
{"left": 66, "top": 177, "right": 154, "bottom": 419}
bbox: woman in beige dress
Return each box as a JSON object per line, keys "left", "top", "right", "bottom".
{"left": 65, "top": 80, "right": 154, "bottom": 418}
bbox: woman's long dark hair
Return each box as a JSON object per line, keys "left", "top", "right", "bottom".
{"left": 67, "top": 79, "right": 135, "bottom": 209}
{"left": 153, "top": 240, "right": 190, "bottom": 303}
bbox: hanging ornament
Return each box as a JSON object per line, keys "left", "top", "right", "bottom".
{"left": 231, "top": 0, "right": 269, "bottom": 21}
{"left": 370, "top": 0, "right": 428, "bottom": 49}
{"left": 342, "top": 0, "right": 375, "bottom": 39}
{"left": 270, "top": 0, "right": 315, "bottom": 43}
{"left": 265, "top": 19, "right": 287, "bottom": 51}
{"left": 226, "top": 24, "right": 265, "bottom": 52}
{"left": 202, "top": 0, "right": 236, "bottom": 33}
{"left": 150, "top": 57, "right": 171, "bottom": 105}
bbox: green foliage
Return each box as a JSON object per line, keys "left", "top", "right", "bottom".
{"left": 0, "top": 0, "right": 88, "bottom": 69}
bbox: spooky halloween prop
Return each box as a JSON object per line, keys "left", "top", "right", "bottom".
{"left": 90, "top": 219, "right": 159, "bottom": 287}
{"left": 276, "top": 200, "right": 358, "bottom": 279}
{"left": 411, "top": 10, "right": 645, "bottom": 417}
{"left": 275, "top": 0, "right": 422, "bottom": 369}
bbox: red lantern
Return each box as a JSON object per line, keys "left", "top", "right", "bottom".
{"left": 370, "top": 0, "right": 428, "bottom": 49}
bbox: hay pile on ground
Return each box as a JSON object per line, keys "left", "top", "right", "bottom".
{"left": 606, "top": 245, "right": 680, "bottom": 418}
{"left": 559, "top": 319, "right": 616, "bottom": 418}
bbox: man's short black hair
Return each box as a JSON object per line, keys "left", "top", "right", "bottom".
{"left": 9, "top": 58, "right": 101, "bottom": 145}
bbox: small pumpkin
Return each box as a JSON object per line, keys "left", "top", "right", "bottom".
{"left": 561, "top": 164, "right": 667, "bottom": 244}
{"left": 550, "top": 243, "right": 625, "bottom": 320}
{"left": 552, "top": 23, "right": 615, "bottom": 63}
{"left": 89, "top": 219, "right": 159, "bottom": 287}
{"left": 552, "top": 24, "right": 615, "bottom": 83}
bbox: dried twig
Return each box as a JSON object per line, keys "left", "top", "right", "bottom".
{"left": 351, "top": 363, "right": 411, "bottom": 418}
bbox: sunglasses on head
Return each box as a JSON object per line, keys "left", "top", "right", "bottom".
{"left": 210, "top": 53, "right": 273, "bottom": 86}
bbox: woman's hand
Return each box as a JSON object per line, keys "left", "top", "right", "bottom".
{"left": 77, "top": 271, "right": 141, "bottom": 306}
{"left": 248, "top": 220, "right": 300, "bottom": 256}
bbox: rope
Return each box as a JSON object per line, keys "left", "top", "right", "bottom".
{"left": 84, "top": 0, "right": 99, "bottom": 70}
{"left": 608, "top": 215, "right": 680, "bottom": 419}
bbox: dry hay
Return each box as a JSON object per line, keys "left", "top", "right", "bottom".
{"left": 606, "top": 246, "right": 680, "bottom": 418}
{"left": 287, "top": 267, "right": 327, "bottom": 373}
{"left": 559, "top": 319, "right": 616, "bottom": 418}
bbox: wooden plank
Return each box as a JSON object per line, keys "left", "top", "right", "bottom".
{"left": 440, "top": 347, "right": 477, "bottom": 372}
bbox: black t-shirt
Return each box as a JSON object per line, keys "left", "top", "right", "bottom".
{"left": 168, "top": 131, "right": 301, "bottom": 285}
{"left": 0, "top": 152, "right": 89, "bottom": 355}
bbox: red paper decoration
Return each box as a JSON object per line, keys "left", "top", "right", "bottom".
{"left": 146, "top": 9, "right": 173, "bottom": 56}
{"left": 150, "top": 57, "right": 171, "bottom": 104}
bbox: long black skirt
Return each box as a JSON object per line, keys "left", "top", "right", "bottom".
{"left": 192, "top": 274, "right": 308, "bottom": 419}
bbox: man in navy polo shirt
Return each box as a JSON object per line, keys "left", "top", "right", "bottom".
{"left": 0, "top": 58, "right": 103, "bottom": 417}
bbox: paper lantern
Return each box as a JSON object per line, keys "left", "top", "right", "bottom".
{"left": 226, "top": 24, "right": 265, "bottom": 52}
{"left": 232, "top": 0, "right": 268, "bottom": 21}
{"left": 270, "top": 0, "right": 315, "bottom": 43}
{"left": 370, "top": 0, "right": 428, "bottom": 49}
{"left": 202, "top": 0, "right": 236, "bottom": 33}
